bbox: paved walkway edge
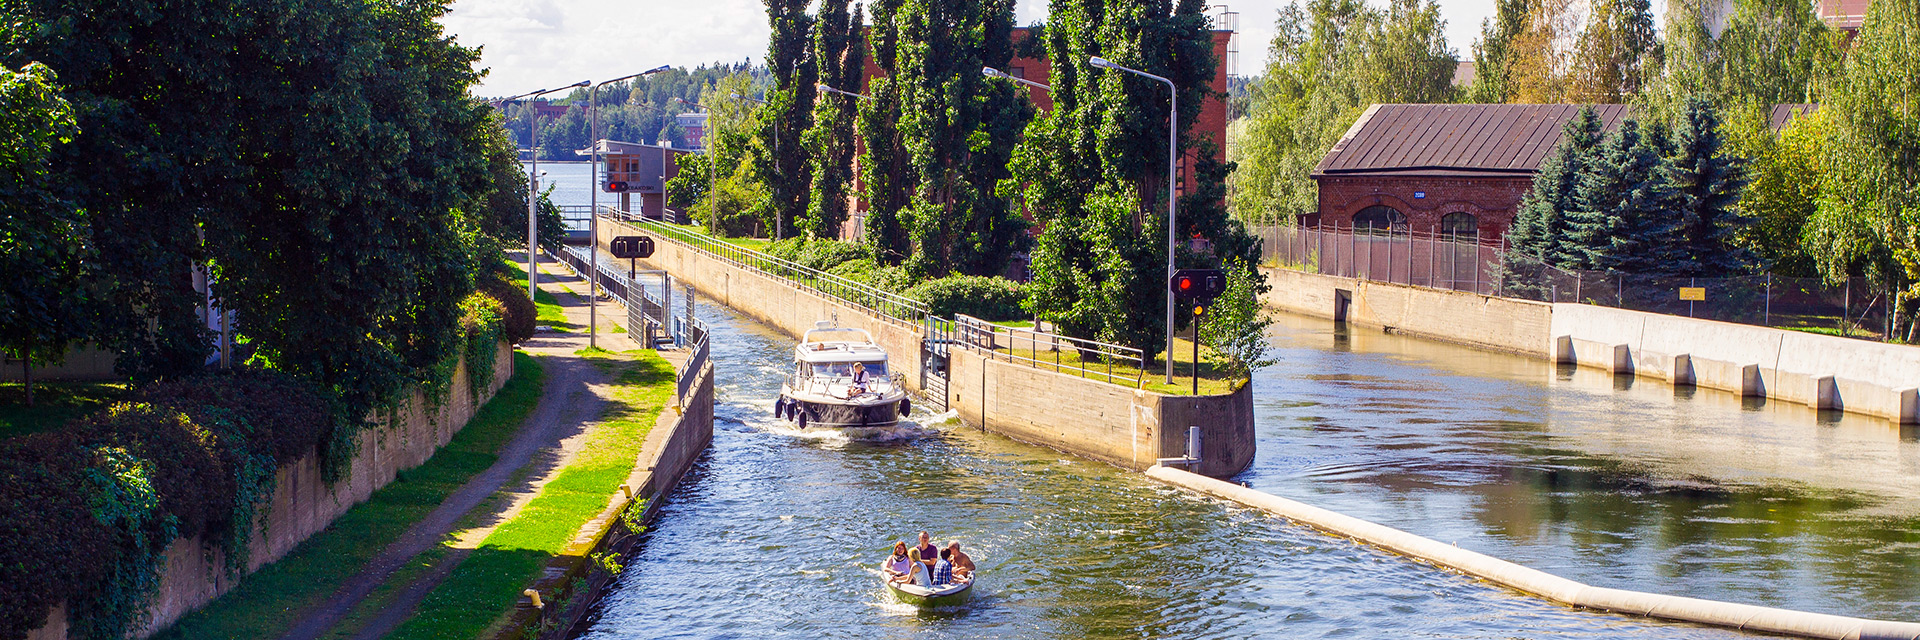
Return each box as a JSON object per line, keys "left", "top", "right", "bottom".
{"left": 1144, "top": 465, "right": 1920, "bottom": 640}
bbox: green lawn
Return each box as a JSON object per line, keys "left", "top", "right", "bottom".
{"left": 0, "top": 380, "right": 131, "bottom": 440}
{"left": 152, "top": 352, "right": 546, "bottom": 640}
{"left": 508, "top": 265, "right": 574, "bottom": 331}
{"left": 385, "top": 349, "right": 675, "bottom": 640}
{"left": 985, "top": 336, "right": 1242, "bottom": 396}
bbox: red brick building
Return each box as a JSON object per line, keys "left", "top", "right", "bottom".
{"left": 841, "top": 26, "right": 1234, "bottom": 239}
{"left": 1309, "top": 103, "right": 1631, "bottom": 239}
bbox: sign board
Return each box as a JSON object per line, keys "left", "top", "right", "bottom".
{"left": 610, "top": 236, "right": 655, "bottom": 259}
{"left": 1678, "top": 287, "right": 1706, "bottom": 301}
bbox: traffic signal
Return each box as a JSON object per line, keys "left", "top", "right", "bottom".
{"left": 610, "top": 236, "right": 655, "bottom": 259}
{"left": 1169, "top": 268, "right": 1227, "bottom": 300}
{"left": 605, "top": 181, "right": 630, "bottom": 192}
{"left": 1191, "top": 302, "right": 1207, "bottom": 316}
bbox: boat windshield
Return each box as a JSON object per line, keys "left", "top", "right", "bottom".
{"left": 810, "top": 361, "right": 887, "bottom": 379}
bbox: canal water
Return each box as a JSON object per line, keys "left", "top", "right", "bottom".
{"left": 575, "top": 299, "right": 1752, "bottom": 638}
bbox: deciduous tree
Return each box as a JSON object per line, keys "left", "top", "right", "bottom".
{"left": 762, "top": 0, "right": 819, "bottom": 239}
{"left": 0, "top": 62, "right": 92, "bottom": 406}
{"left": 802, "top": 0, "right": 864, "bottom": 240}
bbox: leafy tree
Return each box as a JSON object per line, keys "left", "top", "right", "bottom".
{"left": 1351, "top": 0, "right": 1457, "bottom": 105}
{"left": 1668, "top": 98, "right": 1755, "bottom": 276}
{"left": 1506, "top": 106, "right": 1605, "bottom": 268}
{"left": 858, "top": 0, "right": 915, "bottom": 262}
{"left": 883, "top": 0, "right": 1034, "bottom": 278}
{"left": 761, "top": 0, "right": 818, "bottom": 239}
{"left": 1197, "top": 259, "right": 1275, "bottom": 377}
{"left": 1565, "top": 119, "right": 1688, "bottom": 274}
{"left": 802, "top": 0, "right": 863, "bottom": 240}
{"left": 1012, "top": 0, "right": 1256, "bottom": 358}
{"left": 689, "top": 73, "right": 773, "bottom": 236}
{"left": 1739, "top": 108, "right": 1827, "bottom": 277}
{"left": 666, "top": 151, "right": 712, "bottom": 211}
{"left": 1716, "top": 0, "right": 1836, "bottom": 108}
{"left": 1568, "top": 0, "right": 1659, "bottom": 103}
{"left": 1809, "top": 0, "right": 1920, "bottom": 337}
{"left": 1506, "top": 0, "right": 1577, "bottom": 102}
{"left": 0, "top": 62, "right": 92, "bottom": 406}
{"left": 1467, "top": 0, "right": 1530, "bottom": 103}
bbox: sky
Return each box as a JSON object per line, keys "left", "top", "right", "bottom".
{"left": 444, "top": 0, "right": 1660, "bottom": 97}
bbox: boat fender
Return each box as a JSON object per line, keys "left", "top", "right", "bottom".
{"left": 774, "top": 398, "right": 787, "bottom": 419}
{"left": 899, "top": 398, "right": 911, "bottom": 417}
{"left": 797, "top": 411, "right": 809, "bottom": 429}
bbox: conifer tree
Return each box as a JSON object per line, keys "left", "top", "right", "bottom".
{"left": 1565, "top": 119, "right": 1687, "bottom": 274}
{"left": 1506, "top": 106, "right": 1603, "bottom": 267}
{"left": 1668, "top": 97, "right": 1755, "bottom": 275}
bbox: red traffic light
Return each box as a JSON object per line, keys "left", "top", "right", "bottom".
{"left": 1169, "top": 268, "right": 1226, "bottom": 300}
{"left": 605, "top": 181, "right": 630, "bottom": 192}
{"left": 1178, "top": 277, "right": 1194, "bottom": 291}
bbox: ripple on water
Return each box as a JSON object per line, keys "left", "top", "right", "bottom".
{"left": 576, "top": 303, "right": 1747, "bottom": 640}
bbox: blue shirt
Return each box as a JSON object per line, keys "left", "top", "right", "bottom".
{"left": 932, "top": 559, "right": 954, "bottom": 586}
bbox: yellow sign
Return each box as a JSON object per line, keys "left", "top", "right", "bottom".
{"left": 1678, "top": 287, "right": 1706, "bottom": 301}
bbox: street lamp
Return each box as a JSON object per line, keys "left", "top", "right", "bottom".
{"left": 510, "top": 80, "right": 590, "bottom": 300}
{"left": 731, "top": 92, "right": 784, "bottom": 240}
{"left": 586, "top": 65, "right": 670, "bottom": 349}
{"left": 1088, "top": 56, "right": 1179, "bottom": 384}
{"left": 815, "top": 83, "right": 871, "bottom": 100}
{"left": 672, "top": 97, "right": 719, "bottom": 237}
{"left": 982, "top": 66, "right": 1052, "bottom": 92}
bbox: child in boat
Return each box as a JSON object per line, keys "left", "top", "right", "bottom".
{"left": 932, "top": 548, "right": 957, "bottom": 586}
{"left": 883, "top": 541, "right": 911, "bottom": 579}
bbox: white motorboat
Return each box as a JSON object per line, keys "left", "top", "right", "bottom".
{"left": 774, "top": 322, "right": 911, "bottom": 434}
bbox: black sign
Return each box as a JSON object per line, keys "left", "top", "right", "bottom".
{"left": 1169, "top": 268, "right": 1227, "bottom": 300}
{"left": 610, "top": 236, "right": 654, "bottom": 259}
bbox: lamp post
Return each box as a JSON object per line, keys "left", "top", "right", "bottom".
{"left": 511, "top": 81, "right": 590, "bottom": 300}
{"left": 1088, "top": 56, "right": 1179, "bottom": 384}
{"left": 815, "top": 83, "right": 871, "bottom": 100}
{"left": 672, "top": 97, "right": 718, "bottom": 236}
{"left": 586, "top": 66, "right": 670, "bottom": 349}
{"left": 982, "top": 66, "right": 1051, "bottom": 92}
{"left": 732, "top": 92, "right": 780, "bottom": 240}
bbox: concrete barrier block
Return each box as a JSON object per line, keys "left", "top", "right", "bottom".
{"left": 1611, "top": 344, "right": 1633, "bottom": 375}
{"left": 1673, "top": 354, "right": 1694, "bottom": 386}
{"left": 1555, "top": 335, "right": 1575, "bottom": 364}
{"left": 1899, "top": 388, "right": 1919, "bottom": 424}
{"left": 1815, "top": 376, "right": 1840, "bottom": 410}
{"left": 1741, "top": 364, "right": 1765, "bottom": 398}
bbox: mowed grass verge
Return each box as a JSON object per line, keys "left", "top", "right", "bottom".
{"left": 511, "top": 261, "right": 574, "bottom": 331}
{"left": 386, "top": 349, "right": 675, "bottom": 640}
{"left": 152, "top": 352, "right": 546, "bottom": 640}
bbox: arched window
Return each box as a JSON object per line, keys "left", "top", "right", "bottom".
{"left": 1441, "top": 212, "right": 1478, "bottom": 237}
{"left": 1352, "top": 205, "right": 1406, "bottom": 234}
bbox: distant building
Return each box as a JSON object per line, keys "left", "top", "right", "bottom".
{"left": 1819, "top": 0, "right": 1870, "bottom": 32}
{"left": 676, "top": 112, "right": 708, "bottom": 149}
{"left": 586, "top": 139, "right": 693, "bottom": 220}
{"left": 1309, "top": 103, "right": 1632, "bottom": 238}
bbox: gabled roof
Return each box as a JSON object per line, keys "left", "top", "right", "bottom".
{"left": 1771, "top": 104, "right": 1818, "bottom": 131}
{"left": 1312, "top": 103, "right": 1632, "bottom": 179}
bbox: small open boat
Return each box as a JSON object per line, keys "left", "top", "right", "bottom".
{"left": 886, "top": 577, "right": 973, "bottom": 607}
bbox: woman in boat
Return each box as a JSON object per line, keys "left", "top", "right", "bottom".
{"left": 888, "top": 548, "right": 930, "bottom": 587}
{"left": 882, "top": 541, "right": 911, "bottom": 580}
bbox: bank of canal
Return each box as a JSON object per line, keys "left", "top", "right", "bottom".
{"left": 1246, "top": 312, "right": 1920, "bottom": 623}
{"left": 574, "top": 296, "right": 1745, "bottom": 638}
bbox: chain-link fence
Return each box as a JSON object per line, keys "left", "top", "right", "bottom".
{"left": 1254, "top": 222, "right": 1897, "bottom": 340}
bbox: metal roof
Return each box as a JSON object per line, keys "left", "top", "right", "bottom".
{"left": 1771, "top": 104, "right": 1818, "bottom": 131}
{"left": 1312, "top": 103, "right": 1632, "bottom": 179}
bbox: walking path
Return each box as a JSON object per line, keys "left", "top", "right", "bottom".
{"left": 279, "top": 255, "right": 638, "bottom": 640}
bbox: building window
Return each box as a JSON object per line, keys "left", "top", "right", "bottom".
{"left": 1441, "top": 212, "right": 1478, "bottom": 237}
{"left": 1011, "top": 66, "right": 1026, "bottom": 79}
{"left": 1352, "top": 205, "right": 1406, "bottom": 234}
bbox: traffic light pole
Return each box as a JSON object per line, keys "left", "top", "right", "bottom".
{"left": 1193, "top": 306, "right": 1201, "bottom": 396}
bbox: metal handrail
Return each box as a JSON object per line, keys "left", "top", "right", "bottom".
{"left": 950, "top": 315, "right": 1146, "bottom": 388}
{"left": 606, "top": 210, "right": 930, "bottom": 324}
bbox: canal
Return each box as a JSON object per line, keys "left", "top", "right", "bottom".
{"left": 574, "top": 298, "right": 1762, "bottom": 638}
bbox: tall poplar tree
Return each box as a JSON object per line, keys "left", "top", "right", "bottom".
{"left": 803, "top": 0, "right": 863, "bottom": 240}
{"left": 1012, "top": 0, "right": 1256, "bottom": 356}
{"left": 858, "top": 0, "right": 915, "bottom": 262}
{"left": 762, "top": 0, "right": 818, "bottom": 239}
{"left": 1668, "top": 98, "right": 1755, "bottom": 276}
{"left": 1565, "top": 120, "right": 1688, "bottom": 274}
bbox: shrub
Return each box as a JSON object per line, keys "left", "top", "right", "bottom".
{"left": 826, "top": 259, "right": 912, "bottom": 292}
{"left": 905, "top": 276, "right": 1027, "bottom": 321}
{"left": 0, "top": 431, "right": 114, "bottom": 638}
{"left": 767, "top": 237, "right": 872, "bottom": 273}
{"left": 478, "top": 274, "right": 536, "bottom": 344}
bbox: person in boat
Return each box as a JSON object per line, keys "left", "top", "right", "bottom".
{"left": 888, "top": 548, "right": 931, "bottom": 587}
{"left": 913, "top": 531, "right": 938, "bottom": 562}
{"left": 883, "top": 541, "right": 912, "bottom": 580}
{"left": 944, "top": 541, "right": 975, "bottom": 581}
{"left": 932, "top": 548, "right": 957, "bottom": 586}
{"left": 849, "top": 362, "right": 871, "bottom": 396}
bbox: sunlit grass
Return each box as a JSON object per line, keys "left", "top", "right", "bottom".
{"left": 0, "top": 380, "right": 131, "bottom": 440}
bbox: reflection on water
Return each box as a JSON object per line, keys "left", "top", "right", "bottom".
{"left": 578, "top": 300, "right": 1741, "bottom": 638}
{"left": 1249, "top": 312, "right": 1920, "bottom": 621}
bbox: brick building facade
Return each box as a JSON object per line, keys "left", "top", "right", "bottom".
{"left": 1309, "top": 103, "right": 1630, "bottom": 239}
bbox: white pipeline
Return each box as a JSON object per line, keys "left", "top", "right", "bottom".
{"left": 1144, "top": 466, "right": 1920, "bottom": 640}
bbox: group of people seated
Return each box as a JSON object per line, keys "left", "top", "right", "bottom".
{"left": 884, "top": 531, "right": 974, "bottom": 589}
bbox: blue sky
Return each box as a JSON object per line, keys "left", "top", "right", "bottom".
{"left": 445, "top": 0, "right": 1664, "bottom": 97}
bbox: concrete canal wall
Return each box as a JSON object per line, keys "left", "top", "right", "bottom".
{"left": 1261, "top": 266, "right": 1920, "bottom": 424}
{"left": 1148, "top": 465, "right": 1920, "bottom": 640}
{"left": 599, "top": 218, "right": 1254, "bottom": 477}
{"left": 502, "top": 359, "right": 715, "bottom": 640}
{"left": 28, "top": 342, "right": 516, "bottom": 640}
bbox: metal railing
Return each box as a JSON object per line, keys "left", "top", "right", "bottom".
{"left": 607, "top": 211, "right": 931, "bottom": 324}
{"left": 1255, "top": 222, "right": 1504, "bottom": 295}
{"left": 948, "top": 315, "right": 1147, "bottom": 388}
{"left": 553, "top": 244, "right": 711, "bottom": 406}
{"left": 678, "top": 319, "right": 708, "bottom": 409}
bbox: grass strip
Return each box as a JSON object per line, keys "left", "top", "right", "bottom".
{"left": 508, "top": 263, "right": 574, "bottom": 331}
{"left": 152, "top": 352, "right": 546, "bottom": 640}
{"left": 386, "top": 349, "right": 674, "bottom": 640}
{"left": 0, "top": 380, "right": 130, "bottom": 440}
